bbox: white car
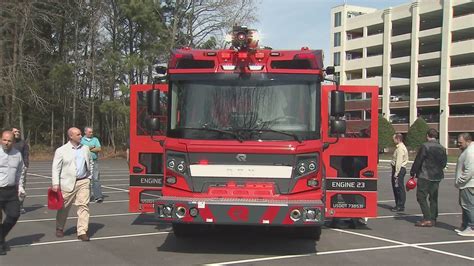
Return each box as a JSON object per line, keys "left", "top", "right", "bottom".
{"left": 390, "top": 96, "right": 400, "bottom": 102}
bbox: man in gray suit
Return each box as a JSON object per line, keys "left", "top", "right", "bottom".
{"left": 455, "top": 133, "right": 474, "bottom": 236}
{"left": 52, "top": 127, "right": 93, "bottom": 241}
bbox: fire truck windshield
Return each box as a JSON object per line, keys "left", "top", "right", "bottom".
{"left": 168, "top": 76, "right": 321, "bottom": 141}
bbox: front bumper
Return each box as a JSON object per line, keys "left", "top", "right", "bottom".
{"left": 155, "top": 196, "right": 324, "bottom": 226}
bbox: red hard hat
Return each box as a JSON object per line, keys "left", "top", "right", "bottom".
{"left": 406, "top": 177, "right": 417, "bottom": 191}
{"left": 47, "top": 188, "right": 64, "bottom": 210}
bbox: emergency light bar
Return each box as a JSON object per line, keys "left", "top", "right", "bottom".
{"left": 231, "top": 26, "right": 259, "bottom": 50}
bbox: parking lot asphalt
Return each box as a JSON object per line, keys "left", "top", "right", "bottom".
{"left": 1, "top": 159, "right": 472, "bottom": 266}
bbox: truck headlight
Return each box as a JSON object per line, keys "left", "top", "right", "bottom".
{"left": 177, "top": 161, "right": 186, "bottom": 173}
{"left": 294, "top": 153, "right": 319, "bottom": 177}
{"left": 298, "top": 163, "right": 306, "bottom": 174}
{"left": 167, "top": 159, "right": 176, "bottom": 169}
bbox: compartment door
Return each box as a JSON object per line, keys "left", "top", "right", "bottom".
{"left": 321, "top": 85, "right": 379, "bottom": 218}
{"left": 129, "top": 84, "right": 168, "bottom": 213}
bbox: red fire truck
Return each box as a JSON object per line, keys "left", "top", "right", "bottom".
{"left": 129, "top": 27, "right": 378, "bottom": 239}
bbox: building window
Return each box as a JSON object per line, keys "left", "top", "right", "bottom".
{"left": 334, "top": 32, "right": 341, "bottom": 47}
{"left": 334, "top": 12, "right": 342, "bottom": 27}
{"left": 334, "top": 52, "right": 341, "bottom": 66}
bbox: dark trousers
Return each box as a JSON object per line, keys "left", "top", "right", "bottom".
{"left": 0, "top": 186, "right": 20, "bottom": 244}
{"left": 416, "top": 178, "right": 440, "bottom": 221}
{"left": 391, "top": 166, "right": 406, "bottom": 208}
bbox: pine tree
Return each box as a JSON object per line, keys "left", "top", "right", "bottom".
{"left": 406, "top": 117, "right": 430, "bottom": 151}
{"left": 378, "top": 115, "right": 396, "bottom": 152}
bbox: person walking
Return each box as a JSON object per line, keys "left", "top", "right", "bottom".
{"left": 391, "top": 133, "right": 408, "bottom": 212}
{"left": 12, "top": 127, "right": 29, "bottom": 214}
{"left": 52, "top": 127, "right": 93, "bottom": 241}
{"left": 410, "top": 128, "right": 447, "bottom": 227}
{"left": 0, "top": 130, "right": 26, "bottom": 255}
{"left": 81, "top": 127, "right": 103, "bottom": 203}
{"left": 454, "top": 133, "right": 474, "bottom": 236}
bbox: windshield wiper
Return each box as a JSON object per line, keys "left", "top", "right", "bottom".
{"left": 242, "top": 128, "right": 302, "bottom": 143}
{"left": 181, "top": 126, "right": 244, "bottom": 142}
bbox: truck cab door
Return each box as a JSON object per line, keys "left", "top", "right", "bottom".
{"left": 129, "top": 84, "right": 168, "bottom": 213}
{"left": 321, "top": 85, "right": 379, "bottom": 219}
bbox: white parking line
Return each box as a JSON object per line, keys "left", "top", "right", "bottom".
{"left": 334, "top": 229, "right": 474, "bottom": 261}
{"left": 102, "top": 185, "right": 129, "bottom": 192}
{"left": 205, "top": 254, "right": 314, "bottom": 265}
{"left": 28, "top": 173, "right": 51, "bottom": 179}
{"left": 26, "top": 173, "right": 130, "bottom": 195}
{"left": 416, "top": 239, "right": 474, "bottom": 246}
{"left": 376, "top": 212, "right": 461, "bottom": 219}
{"left": 206, "top": 229, "right": 474, "bottom": 265}
{"left": 205, "top": 245, "right": 407, "bottom": 265}
{"left": 102, "top": 183, "right": 129, "bottom": 186}
{"left": 11, "top": 231, "right": 170, "bottom": 248}
{"left": 377, "top": 200, "right": 395, "bottom": 203}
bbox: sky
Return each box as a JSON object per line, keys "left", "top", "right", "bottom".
{"left": 256, "top": 0, "right": 411, "bottom": 65}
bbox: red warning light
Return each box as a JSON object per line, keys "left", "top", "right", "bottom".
{"left": 221, "top": 52, "right": 231, "bottom": 60}
{"left": 237, "top": 33, "right": 246, "bottom": 41}
{"left": 255, "top": 52, "right": 265, "bottom": 59}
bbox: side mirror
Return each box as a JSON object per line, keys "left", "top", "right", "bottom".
{"left": 146, "top": 117, "right": 161, "bottom": 132}
{"left": 331, "top": 90, "right": 345, "bottom": 117}
{"left": 147, "top": 89, "right": 161, "bottom": 115}
{"left": 326, "top": 66, "right": 335, "bottom": 75}
{"left": 330, "top": 120, "right": 346, "bottom": 135}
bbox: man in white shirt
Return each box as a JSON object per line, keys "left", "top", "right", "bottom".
{"left": 391, "top": 133, "right": 408, "bottom": 212}
{"left": 52, "top": 127, "right": 93, "bottom": 241}
{"left": 0, "top": 130, "right": 25, "bottom": 255}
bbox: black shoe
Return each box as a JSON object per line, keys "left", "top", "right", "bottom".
{"left": 391, "top": 207, "right": 405, "bottom": 212}
{"left": 93, "top": 197, "right": 103, "bottom": 203}
{"left": 2, "top": 243, "right": 10, "bottom": 251}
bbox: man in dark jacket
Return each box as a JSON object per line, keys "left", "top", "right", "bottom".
{"left": 410, "top": 128, "right": 448, "bottom": 227}
{"left": 12, "top": 127, "right": 29, "bottom": 214}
